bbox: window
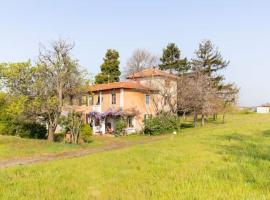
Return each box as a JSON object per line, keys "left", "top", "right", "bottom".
{"left": 111, "top": 93, "right": 116, "bottom": 104}
{"left": 127, "top": 116, "right": 134, "bottom": 128}
{"left": 165, "top": 80, "right": 171, "bottom": 87}
{"left": 164, "top": 95, "right": 169, "bottom": 106}
{"left": 96, "top": 95, "right": 101, "bottom": 105}
{"left": 88, "top": 95, "right": 93, "bottom": 106}
{"left": 146, "top": 94, "right": 150, "bottom": 106}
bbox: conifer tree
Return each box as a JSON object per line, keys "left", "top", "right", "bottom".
{"left": 95, "top": 49, "right": 121, "bottom": 84}
{"left": 159, "top": 43, "right": 189, "bottom": 74}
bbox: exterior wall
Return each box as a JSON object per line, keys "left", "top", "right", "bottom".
{"left": 92, "top": 89, "right": 122, "bottom": 112}
{"left": 131, "top": 76, "right": 178, "bottom": 113}
{"left": 123, "top": 89, "right": 156, "bottom": 131}
{"left": 257, "top": 107, "right": 269, "bottom": 114}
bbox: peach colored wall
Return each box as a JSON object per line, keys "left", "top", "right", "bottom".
{"left": 123, "top": 89, "right": 156, "bottom": 131}
{"left": 89, "top": 88, "right": 156, "bottom": 131}
{"left": 92, "top": 89, "right": 121, "bottom": 112}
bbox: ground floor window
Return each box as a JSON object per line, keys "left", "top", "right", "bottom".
{"left": 127, "top": 116, "right": 135, "bottom": 128}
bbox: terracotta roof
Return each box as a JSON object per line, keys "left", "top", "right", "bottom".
{"left": 89, "top": 81, "right": 155, "bottom": 92}
{"left": 126, "top": 68, "right": 180, "bottom": 80}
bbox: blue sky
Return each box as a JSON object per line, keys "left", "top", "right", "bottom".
{"left": 0, "top": 0, "right": 269, "bottom": 106}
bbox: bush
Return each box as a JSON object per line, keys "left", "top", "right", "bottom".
{"left": 115, "top": 118, "right": 126, "bottom": 136}
{"left": 0, "top": 121, "right": 47, "bottom": 139}
{"left": 54, "top": 132, "right": 65, "bottom": 142}
{"left": 17, "top": 122, "right": 47, "bottom": 139}
{"left": 144, "top": 112, "right": 180, "bottom": 135}
{"left": 80, "top": 124, "right": 92, "bottom": 143}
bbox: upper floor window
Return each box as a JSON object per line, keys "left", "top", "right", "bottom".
{"left": 165, "top": 80, "right": 171, "bottom": 88}
{"left": 111, "top": 93, "right": 116, "bottom": 104}
{"left": 88, "top": 95, "right": 93, "bottom": 106}
{"left": 96, "top": 95, "right": 101, "bottom": 105}
{"left": 146, "top": 94, "right": 150, "bottom": 106}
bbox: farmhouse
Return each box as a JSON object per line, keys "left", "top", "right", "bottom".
{"left": 63, "top": 68, "right": 179, "bottom": 135}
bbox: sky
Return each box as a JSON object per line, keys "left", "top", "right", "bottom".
{"left": 0, "top": 0, "right": 269, "bottom": 106}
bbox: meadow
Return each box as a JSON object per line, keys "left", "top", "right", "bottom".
{"left": 1, "top": 113, "right": 270, "bottom": 199}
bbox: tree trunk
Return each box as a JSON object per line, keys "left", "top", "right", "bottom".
{"left": 222, "top": 114, "right": 225, "bottom": 124}
{"left": 201, "top": 114, "right": 205, "bottom": 126}
{"left": 182, "top": 112, "right": 186, "bottom": 120}
{"left": 48, "top": 125, "right": 55, "bottom": 141}
{"left": 194, "top": 111, "right": 198, "bottom": 127}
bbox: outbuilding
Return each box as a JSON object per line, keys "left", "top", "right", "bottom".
{"left": 256, "top": 107, "right": 269, "bottom": 114}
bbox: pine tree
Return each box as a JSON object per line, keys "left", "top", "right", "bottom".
{"left": 192, "top": 40, "right": 229, "bottom": 77}
{"left": 159, "top": 43, "right": 189, "bottom": 74}
{"left": 95, "top": 49, "right": 121, "bottom": 84}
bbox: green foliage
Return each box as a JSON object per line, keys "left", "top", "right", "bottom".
{"left": 80, "top": 124, "right": 92, "bottom": 143}
{"left": 144, "top": 112, "right": 180, "bottom": 135}
{"left": 60, "top": 111, "right": 84, "bottom": 144}
{"left": 16, "top": 122, "right": 47, "bottom": 139}
{"left": 0, "top": 92, "right": 46, "bottom": 139}
{"left": 0, "top": 121, "right": 47, "bottom": 139}
{"left": 115, "top": 118, "right": 126, "bottom": 136}
{"left": 95, "top": 49, "right": 121, "bottom": 84}
{"left": 53, "top": 133, "right": 65, "bottom": 142}
{"left": 192, "top": 40, "right": 229, "bottom": 76}
{"left": 159, "top": 43, "right": 189, "bottom": 74}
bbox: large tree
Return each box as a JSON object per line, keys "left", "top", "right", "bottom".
{"left": 0, "top": 39, "right": 86, "bottom": 141}
{"left": 95, "top": 49, "right": 121, "bottom": 84}
{"left": 190, "top": 40, "right": 238, "bottom": 124}
{"left": 124, "top": 49, "right": 158, "bottom": 77}
{"left": 192, "top": 40, "right": 229, "bottom": 85}
{"left": 159, "top": 43, "right": 189, "bottom": 74}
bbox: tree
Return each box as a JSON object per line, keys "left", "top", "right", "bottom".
{"left": 159, "top": 43, "right": 189, "bottom": 74}
{"left": 0, "top": 39, "right": 86, "bottom": 141}
{"left": 36, "top": 39, "right": 85, "bottom": 141}
{"left": 124, "top": 49, "right": 158, "bottom": 77}
{"left": 95, "top": 49, "right": 121, "bottom": 84}
{"left": 192, "top": 40, "right": 229, "bottom": 84}
{"left": 60, "top": 111, "right": 83, "bottom": 144}
{"left": 177, "top": 71, "right": 218, "bottom": 127}
{"left": 191, "top": 40, "right": 236, "bottom": 121}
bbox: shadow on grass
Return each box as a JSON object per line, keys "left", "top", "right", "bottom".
{"left": 180, "top": 123, "right": 194, "bottom": 129}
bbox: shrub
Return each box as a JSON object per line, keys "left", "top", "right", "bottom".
{"left": 115, "top": 118, "right": 126, "bottom": 136}
{"left": 54, "top": 132, "right": 65, "bottom": 142}
{"left": 0, "top": 121, "right": 47, "bottom": 139}
{"left": 80, "top": 124, "right": 92, "bottom": 143}
{"left": 17, "top": 122, "right": 47, "bottom": 139}
{"left": 143, "top": 112, "right": 180, "bottom": 135}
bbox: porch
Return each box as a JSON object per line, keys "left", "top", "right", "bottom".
{"left": 89, "top": 109, "right": 136, "bottom": 135}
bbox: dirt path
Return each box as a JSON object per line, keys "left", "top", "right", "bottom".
{"left": 0, "top": 136, "right": 168, "bottom": 169}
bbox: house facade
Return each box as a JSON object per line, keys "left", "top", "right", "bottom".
{"left": 86, "top": 81, "right": 157, "bottom": 134}
{"left": 64, "top": 68, "right": 179, "bottom": 135}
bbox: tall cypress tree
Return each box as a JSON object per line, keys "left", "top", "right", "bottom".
{"left": 95, "top": 49, "right": 121, "bottom": 84}
{"left": 159, "top": 43, "right": 189, "bottom": 74}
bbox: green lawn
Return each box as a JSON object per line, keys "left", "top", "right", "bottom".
{"left": 1, "top": 113, "right": 270, "bottom": 199}
{"left": 0, "top": 135, "right": 102, "bottom": 160}
{"left": 0, "top": 133, "right": 160, "bottom": 161}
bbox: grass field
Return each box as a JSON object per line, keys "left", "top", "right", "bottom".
{"left": 0, "top": 134, "right": 155, "bottom": 161}
{"left": 0, "top": 135, "right": 102, "bottom": 160}
{"left": 1, "top": 113, "right": 270, "bottom": 199}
